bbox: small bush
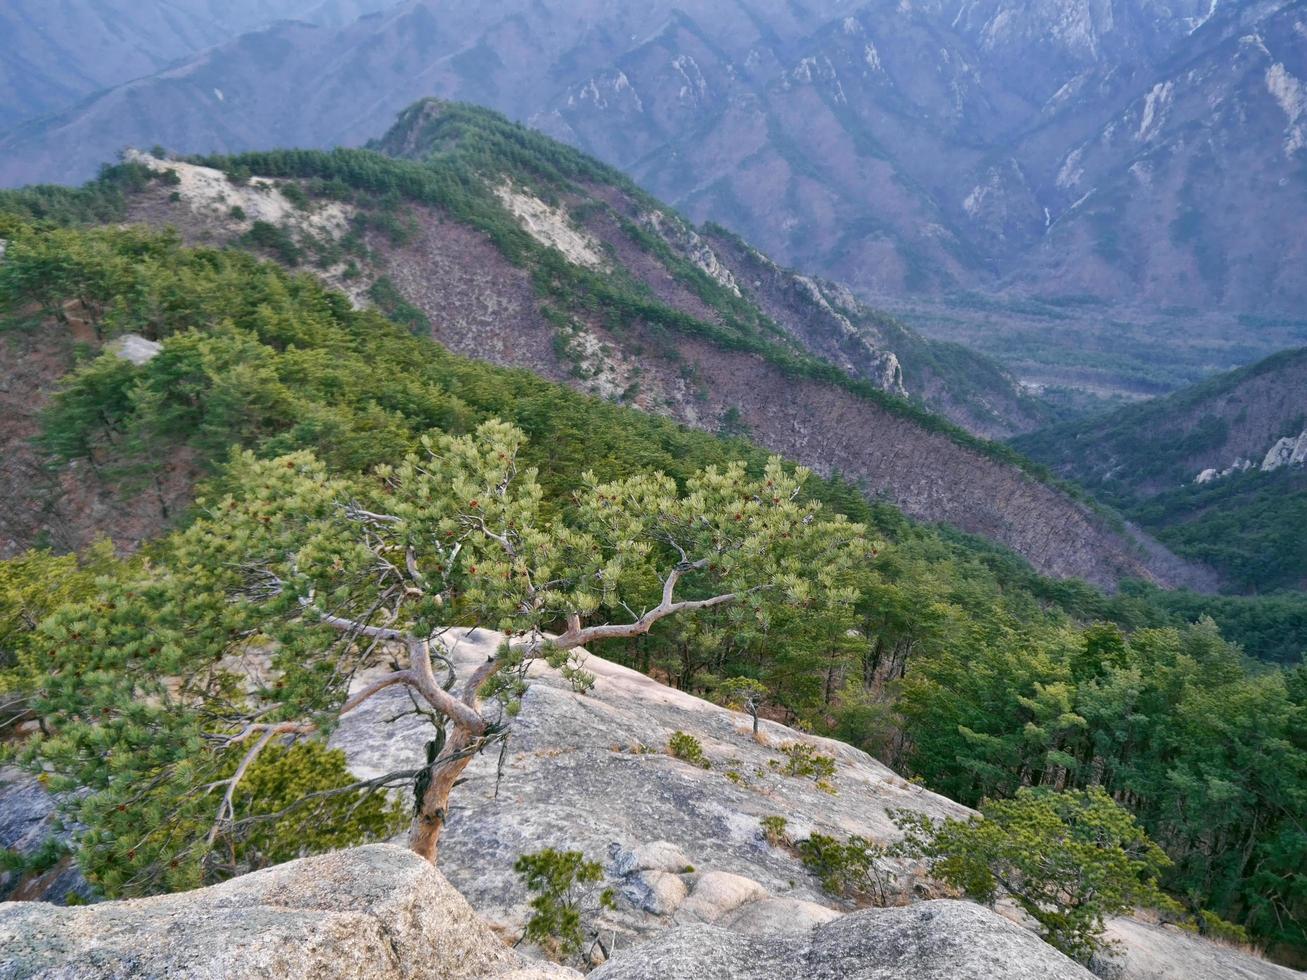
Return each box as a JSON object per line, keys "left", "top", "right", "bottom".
{"left": 514, "top": 848, "right": 615, "bottom": 960}
{"left": 668, "top": 731, "right": 709, "bottom": 769}
{"left": 280, "top": 183, "right": 310, "bottom": 210}
{"left": 1197, "top": 909, "right": 1250, "bottom": 946}
{"left": 242, "top": 220, "right": 301, "bottom": 266}
{"left": 546, "top": 646, "right": 596, "bottom": 694}
{"left": 760, "top": 815, "right": 789, "bottom": 847}
{"left": 770, "top": 741, "right": 836, "bottom": 791}
{"left": 229, "top": 205, "right": 247, "bottom": 221}
{"left": 367, "top": 276, "right": 429, "bottom": 335}
{"left": 893, "top": 787, "right": 1173, "bottom": 963}
{"left": 0, "top": 836, "right": 69, "bottom": 878}
{"left": 798, "top": 833, "right": 893, "bottom": 905}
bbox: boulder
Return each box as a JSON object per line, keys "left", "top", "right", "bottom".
{"left": 104, "top": 334, "right": 162, "bottom": 366}
{"left": 592, "top": 899, "right": 1096, "bottom": 980}
{"left": 608, "top": 841, "right": 692, "bottom": 877}
{"left": 326, "top": 629, "right": 1289, "bottom": 979}
{"left": 0, "top": 844, "right": 581, "bottom": 980}
{"left": 620, "top": 871, "right": 688, "bottom": 917}
{"left": 1261, "top": 432, "right": 1307, "bottom": 472}
{"left": 717, "top": 897, "right": 842, "bottom": 935}
{"left": 674, "top": 871, "right": 769, "bottom": 925}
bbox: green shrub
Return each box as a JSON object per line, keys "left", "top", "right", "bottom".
{"left": 545, "top": 647, "right": 596, "bottom": 694}
{"left": 0, "top": 836, "right": 70, "bottom": 878}
{"left": 668, "top": 731, "right": 709, "bottom": 769}
{"left": 798, "top": 832, "right": 893, "bottom": 905}
{"left": 894, "top": 787, "right": 1173, "bottom": 963}
{"left": 514, "top": 849, "right": 615, "bottom": 960}
{"left": 1197, "top": 909, "right": 1250, "bottom": 946}
{"left": 771, "top": 741, "right": 836, "bottom": 790}
{"left": 279, "top": 183, "right": 310, "bottom": 210}
{"left": 242, "top": 220, "right": 301, "bottom": 265}
{"left": 760, "top": 815, "right": 789, "bottom": 847}
{"left": 367, "top": 275, "right": 429, "bottom": 334}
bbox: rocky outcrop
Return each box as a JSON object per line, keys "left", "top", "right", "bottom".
{"left": 1195, "top": 459, "right": 1252, "bottom": 484}
{"left": 639, "top": 210, "right": 741, "bottom": 298}
{"left": 1192, "top": 430, "right": 1306, "bottom": 483}
{"left": 494, "top": 180, "right": 607, "bottom": 270}
{"left": 326, "top": 630, "right": 1289, "bottom": 980}
{"left": 0, "top": 768, "right": 90, "bottom": 905}
{"left": 329, "top": 628, "right": 970, "bottom": 950}
{"left": 1261, "top": 431, "right": 1307, "bottom": 472}
{"left": 1102, "top": 917, "right": 1303, "bottom": 980}
{"left": 4, "top": 630, "right": 1294, "bottom": 980}
{"left": 3, "top": 843, "right": 1290, "bottom": 980}
{"left": 0, "top": 844, "right": 579, "bottom": 980}
{"left": 589, "top": 900, "right": 1096, "bottom": 980}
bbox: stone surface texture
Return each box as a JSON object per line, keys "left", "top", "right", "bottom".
{"left": 0, "top": 844, "right": 579, "bottom": 980}
{"left": 590, "top": 899, "right": 1097, "bottom": 980}
{"left": 328, "top": 627, "right": 969, "bottom": 948}
{"left": 327, "top": 628, "right": 1296, "bottom": 979}
{"left": 3, "top": 629, "right": 1296, "bottom": 980}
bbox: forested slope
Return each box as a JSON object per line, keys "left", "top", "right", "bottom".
{"left": 0, "top": 218, "right": 1303, "bottom": 961}
{"left": 1013, "top": 348, "right": 1307, "bottom": 592}
{"left": 0, "top": 100, "right": 1218, "bottom": 592}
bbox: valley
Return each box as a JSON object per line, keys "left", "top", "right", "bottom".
{"left": 0, "top": 101, "right": 1217, "bottom": 593}
{"left": 893, "top": 294, "right": 1307, "bottom": 405}
{"left": 1013, "top": 346, "right": 1307, "bottom": 593}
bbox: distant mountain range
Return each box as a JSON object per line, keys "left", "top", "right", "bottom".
{"left": 2, "top": 0, "right": 1304, "bottom": 323}
{"left": 0, "top": 1, "right": 395, "bottom": 133}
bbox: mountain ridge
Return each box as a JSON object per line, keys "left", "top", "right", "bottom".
{"left": 0, "top": 100, "right": 1215, "bottom": 592}
{"left": 1, "top": 0, "right": 1302, "bottom": 325}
